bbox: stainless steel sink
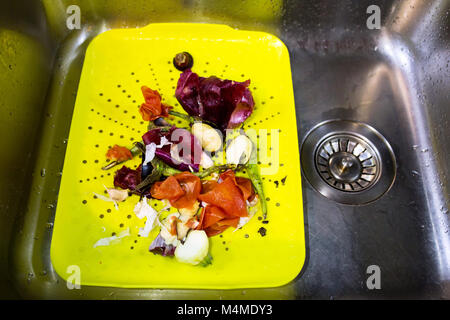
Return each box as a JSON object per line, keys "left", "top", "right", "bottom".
{"left": 0, "top": 0, "right": 448, "bottom": 299}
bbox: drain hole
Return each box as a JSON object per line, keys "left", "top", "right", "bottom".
{"left": 315, "top": 134, "right": 380, "bottom": 192}
{"left": 301, "top": 120, "right": 396, "bottom": 205}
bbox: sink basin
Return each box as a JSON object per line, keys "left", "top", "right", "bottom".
{"left": 0, "top": 0, "right": 448, "bottom": 299}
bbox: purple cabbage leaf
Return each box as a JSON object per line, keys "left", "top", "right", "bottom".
{"left": 175, "top": 69, "right": 254, "bottom": 130}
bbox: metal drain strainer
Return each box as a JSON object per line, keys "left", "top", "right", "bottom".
{"left": 301, "top": 120, "right": 396, "bottom": 205}
{"left": 315, "top": 134, "right": 380, "bottom": 192}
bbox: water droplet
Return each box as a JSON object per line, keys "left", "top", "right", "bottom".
{"left": 27, "top": 272, "right": 34, "bottom": 284}
{"left": 40, "top": 168, "right": 46, "bottom": 177}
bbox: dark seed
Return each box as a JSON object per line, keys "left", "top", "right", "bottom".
{"left": 258, "top": 227, "right": 267, "bottom": 237}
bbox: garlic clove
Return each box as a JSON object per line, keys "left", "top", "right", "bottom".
{"left": 191, "top": 122, "right": 222, "bottom": 153}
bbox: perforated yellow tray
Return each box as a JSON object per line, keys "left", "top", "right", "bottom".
{"left": 50, "top": 23, "right": 305, "bottom": 289}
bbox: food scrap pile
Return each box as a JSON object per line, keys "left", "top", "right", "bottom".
{"left": 97, "top": 53, "right": 266, "bottom": 267}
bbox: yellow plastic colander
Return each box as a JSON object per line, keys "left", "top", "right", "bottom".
{"left": 50, "top": 23, "right": 305, "bottom": 289}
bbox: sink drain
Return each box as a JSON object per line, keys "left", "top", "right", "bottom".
{"left": 301, "top": 120, "right": 396, "bottom": 205}
{"left": 315, "top": 134, "right": 380, "bottom": 192}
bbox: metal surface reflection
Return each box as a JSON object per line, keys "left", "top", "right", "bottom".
{"left": 0, "top": 0, "right": 448, "bottom": 299}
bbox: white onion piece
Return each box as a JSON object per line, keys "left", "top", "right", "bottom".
{"left": 160, "top": 213, "right": 180, "bottom": 246}
{"left": 143, "top": 143, "right": 157, "bottom": 166}
{"left": 93, "top": 192, "right": 119, "bottom": 210}
{"left": 174, "top": 230, "right": 209, "bottom": 265}
{"left": 133, "top": 197, "right": 158, "bottom": 237}
{"left": 106, "top": 188, "right": 128, "bottom": 202}
{"left": 191, "top": 122, "right": 222, "bottom": 152}
{"left": 143, "top": 137, "right": 172, "bottom": 166}
{"left": 93, "top": 228, "right": 130, "bottom": 248}
{"left": 200, "top": 152, "right": 214, "bottom": 169}
{"left": 226, "top": 135, "right": 253, "bottom": 165}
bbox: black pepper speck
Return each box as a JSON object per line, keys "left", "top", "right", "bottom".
{"left": 258, "top": 227, "right": 267, "bottom": 237}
